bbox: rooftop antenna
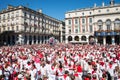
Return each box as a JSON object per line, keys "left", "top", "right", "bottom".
{"left": 102, "top": 2, "right": 105, "bottom": 7}
{"left": 94, "top": 3, "right": 97, "bottom": 7}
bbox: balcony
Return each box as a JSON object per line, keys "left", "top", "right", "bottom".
{"left": 95, "top": 29, "right": 120, "bottom": 36}
{"left": 95, "top": 29, "right": 120, "bottom": 33}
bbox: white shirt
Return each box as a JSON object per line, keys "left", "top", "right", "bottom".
{"left": 30, "top": 68, "right": 37, "bottom": 80}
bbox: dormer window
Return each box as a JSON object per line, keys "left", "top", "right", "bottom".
{"left": 98, "top": 10, "right": 101, "bottom": 13}
{"left": 82, "top": 13, "right": 84, "bottom": 15}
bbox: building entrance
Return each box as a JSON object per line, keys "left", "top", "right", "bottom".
{"left": 106, "top": 36, "right": 112, "bottom": 44}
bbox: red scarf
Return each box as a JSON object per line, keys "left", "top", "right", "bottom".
{"left": 109, "top": 64, "right": 112, "bottom": 68}
{"left": 51, "top": 66, "right": 54, "bottom": 70}
{"left": 59, "top": 68, "right": 62, "bottom": 72}
{"left": 64, "top": 74, "right": 67, "bottom": 79}
{"left": 74, "top": 73, "right": 78, "bottom": 77}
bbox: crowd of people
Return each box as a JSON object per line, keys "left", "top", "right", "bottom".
{"left": 0, "top": 43, "right": 120, "bottom": 80}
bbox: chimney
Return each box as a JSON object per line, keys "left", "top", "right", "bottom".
{"left": 110, "top": 0, "right": 115, "bottom": 5}
{"left": 94, "top": 3, "right": 97, "bottom": 8}
{"left": 102, "top": 2, "right": 105, "bottom": 7}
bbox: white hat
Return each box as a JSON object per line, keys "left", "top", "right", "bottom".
{"left": 18, "top": 74, "right": 23, "bottom": 78}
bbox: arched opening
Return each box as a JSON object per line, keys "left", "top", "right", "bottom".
{"left": 98, "top": 36, "right": 103, "bottom": 44}
{"left": 68, "top": 36, "right": 72, "bottom": 41}
{"left": 115, "top": 35, "right": 120, "bottom": 45}
{"left": 106, "top": 36, "right": 112, "bottom": 44}
{"left": 34, "top": 35, "right": 36, "bottom": 44}
{"left": 29, "top": 35, "right": 32, "bottom": 45}
{"left": 114, "top": 19, "right": 120, "bottom": 30}
{"left": 45, "top": 36, "right": 47, "bottom": 43}
{"left": 74, "top": 36, "right": 79, "bottom": 41}
{"left": 81, "top": 36, "right": 86, "bottom": 41}
{"left": 24, "top": 35, "right": 27, "bottom": 44}
{"left": 38, "top": 36, "right": 40, "bottom": 44}
{"left": 106, "top": 19, "right": 111, "bottom": 30}
{"left": 12, "top": 35, "right": 15, "bottom": 45}
{"left": 97, "top": 20, "right": 103, "bottom": 30}
{"left": 89, "top": 36, "right": 95, "bottom": 44}
{"left": 8, "top": 36, "right": 10, "bottom": 45}
{"left": 42, "top": 36, "right": 44, "bottom": 43}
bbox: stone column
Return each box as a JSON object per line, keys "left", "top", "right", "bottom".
{"left": 65, "top": 36, "right": 68, "bottom": 43}
{"left": 103, "top": 37, "right": 106, "bottom": 45}
{"left": 32, "top": 36, "right": 34, "bottom": 44}
{"left": 27, "top": 36, "right": 29, "bottom": 45}
{"left": 86, "top": 37, "right": 89, "bottom": 44}
{"left": 112, "top": 36, "right": 115, "bottom": 45}
{"left": 36, "top": 36, "right": 38, "bottom": 44}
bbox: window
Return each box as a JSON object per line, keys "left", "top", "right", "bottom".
{"left": 16, "top": 11, "right": 19, "bottom": 17}
{"left": 69, "top": 29, "right": 71, "bottom": 34}
{"left": 89, "top": 18, "right": 92, "bottom": 23}
{"left": 116, "top": 8, "right": 118, "bottom": 11}
{"left": 75, "top": 29, "right": 78, "bottom": 33}
{"left": 114, "top": 19, "right": 120, "bottom": 30}
{"left": 69, "top": 14, "right": 70, "bottom": 16}
{"left": 106, "top": 19, "right": 111, "bottom": 30}
{"left": 34, "top": 27, "right": 36, "bottom": 32}
{"left": 81, "top": 36, "right": 86, "bottom": 41}
{"left": 12, "top": 27, "right": 14, "bottom": 30}
{"left": 16, "top": 26, "right": 19, "bottom": 31}
{"left": 24, "top": 12, "right": 27, "bottom": 17}
{"left": 98, "top": 25, "right": 102, "bottom": 30}
{"left": 30, "top": 27, "right": 31, "bottom": 32}
{"left": 82, "top": 25, "right": 85, "bottom": 33}
{"left": 75, "top": 19, "right": 78, "bottom": 24}
{"left": 98, "top": 10, "right": 101, "bottom": 12}
{"left": 3, "top": 27, "right": 5, "bottom": 31}
{"left": 3, "top": 15, "right": 5, "bottom": 22}
{"left": 75, "top": 13, "right": 77, "bottom": 15}
{"left": 8, "top": 27, "right": 10, "bottom": 30}
{"left": 74, "top": 36, "right": 79, "bottom": 41}
{"left": 89, "top": 12, "right": 92, "bottom": 15}
{"left": 82, "top": 18, "right": 85, "bottom": 24}
{"left": 8, "top": 13, "right": 10, "bottom": 19}
{"left": 89, "top": 25, "right": 93, "bottom": 33}
{"left": 68, "top": 26, "right": 71, "bottom": 28}
{"left": 68, "top": 20, "right": 71, "bottom": 25}
{"left": 29, "top": 14, "right": 31, "bottom": 18}
{"left": 82, "top": 13, "right": 84, "bottom": 15}
{"left": 12, "top": 12, "right": 14, "bottom": 15}
{"left": 97, "top": 20, "right": 103, "bottom": 30}
{"left": 3, "top": 15, "right": 5, "bottom": 20}
{"left": 107, "top": 9, "right": 109, "bottom": 12}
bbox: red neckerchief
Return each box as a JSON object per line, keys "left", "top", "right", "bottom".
{"left": 59, "top": 68, "right": 62, "bottom": 72}
{"left": 84, "top": 77, "right": 90, "bottom": 80}
{"left": 109, "top": 64, "right": 112, "bottom": 68}
{"left": 28, "top": 63, "right": 31, "bottom": 66}
{"left": 51, "top": 66, "right": 54, "bottom": 70}
{"left": 74, "top": 73, "right": 78, "bottom": 77}
{"left": 64, "top": 74, "right": 67, "bottom": 79}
